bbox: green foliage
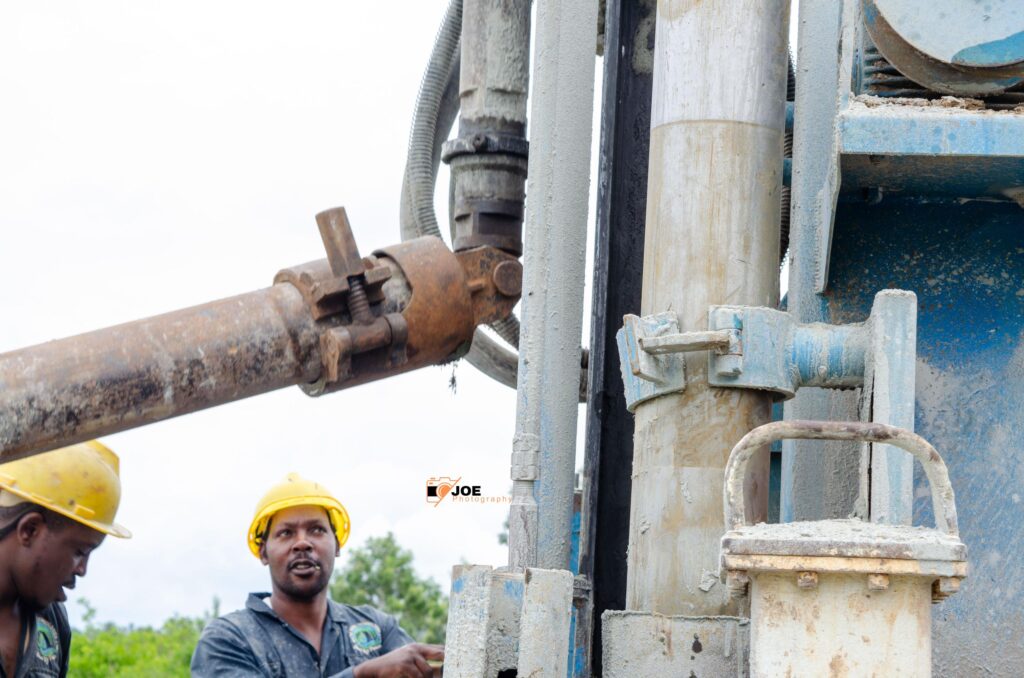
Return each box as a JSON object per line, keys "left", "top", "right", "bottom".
{"left": 498, "top": 516, "right": 509, "bottom": 545}
{"left": 67, "top": 533, "right": 445, "bottom": 674}
{"left": 69, "top": 598, "right": 216, "bottom": 678}
{"left": 330, "top": 532, "right": 448, "bottom": 644}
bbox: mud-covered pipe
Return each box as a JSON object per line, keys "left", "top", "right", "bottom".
{"left": 0, "top": 284, "right": 321, "bottom": 461}
{"left": 508, "top": 0, "right": 598, "bottom": 572}
{"left": 0, "top": 235, "right": 514, "bottom": 461}
{"left": 444, "top": 0, "right": 531, "bottom": 255}
{"left": 626, "top": 0, "right": 789, "bottom": 616}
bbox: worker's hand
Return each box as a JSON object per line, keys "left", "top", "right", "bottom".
{"left": 352, "top": 643, "right": 444, "bottom": 678}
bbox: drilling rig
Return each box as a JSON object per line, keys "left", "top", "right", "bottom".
{"left": 2, "top": 0, "right": 1023, "bottom": 675}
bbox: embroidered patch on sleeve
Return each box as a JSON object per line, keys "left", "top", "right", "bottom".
{"left": 349, "top": 622, "right": 383, "bottom": 653}
{"left": 35, "top": 617, "right": 60, "bottom": 662}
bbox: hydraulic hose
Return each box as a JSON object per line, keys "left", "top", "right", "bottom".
{"left": 399, "top": 0, "right": 522, "bottom": 391}
{"left": 400, "top": 0, "right": 463, "bottom": 243}
{"left": 401, "top": 0, "right": 586, "bottom": 397}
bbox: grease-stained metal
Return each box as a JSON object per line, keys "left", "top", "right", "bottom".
{"left": 307, "top": 208, "right": 408, "bottom": 384}
{"left": 443, "top": 0, "right": 532, "bottom": 256}
{"left": 454, "top": 246, "right": 522, "bottom": 327}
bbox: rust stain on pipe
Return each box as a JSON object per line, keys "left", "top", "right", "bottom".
{"left": 0, "top": 283, "right": 320, "bottom": 461}
{"left": 0, "top": 219, "right": 522, "bottom": 460}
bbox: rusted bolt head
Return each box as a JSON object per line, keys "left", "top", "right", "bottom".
{"left": 796, "top": 571, "right": 818, "bottom": 590}
{"left": 493, "top": 260, "right": 523, "bottom": 297}
{"left": 320, "top": 327, "right": 353, "bottom": 383}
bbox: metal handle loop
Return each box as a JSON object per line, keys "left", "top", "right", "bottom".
{"left": 723, "top": 420, "right": 959, "bottom": 536}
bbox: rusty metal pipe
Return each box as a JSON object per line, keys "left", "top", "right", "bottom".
{"left": 0, "top": 221, "right": 522, "bottom": 462}
{"left": 0, "top": 283, "right": 321, "bottom": 461}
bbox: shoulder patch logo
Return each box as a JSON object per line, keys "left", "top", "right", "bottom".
{"left": 349, "top": 621, "right": 383, "bottom": 653}
{"left": 36, "top": 617, "right": 59, "bottom": 661}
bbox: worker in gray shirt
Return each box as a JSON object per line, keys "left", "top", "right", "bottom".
{"left": 191, "top": 474, "right": 443, "bottom": 677}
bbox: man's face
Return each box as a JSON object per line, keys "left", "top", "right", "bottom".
{"left": 261, "top": 505, "right": 338, "bottom": 601}
{"left": 15, "top": 513, "right": 105, "bottom": 610}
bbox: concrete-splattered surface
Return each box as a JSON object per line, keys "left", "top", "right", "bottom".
{"left": 601, "top": 611, "right": 748, "bottom": 677}
{"left": 826, "top": 198, "right": 1024, "bottom": 676}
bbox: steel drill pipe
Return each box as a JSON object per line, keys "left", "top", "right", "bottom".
{"left": 0, "top": 234, "right": 521, "bottom": 461}
{"left": 626, "top": 0, "right": 789, "bottom": 616}
{"left": 0, "top": 284, "right": 321, "bottom": 460}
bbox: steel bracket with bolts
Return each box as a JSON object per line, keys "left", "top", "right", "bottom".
{"left": 616, "top": 289, "right": 916, "bottom": 412}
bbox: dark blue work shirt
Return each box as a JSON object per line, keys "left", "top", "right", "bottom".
{"left": 1, "top": 603, "right": 70, "bottom": 678}
{"left": 190, "top": 593, "right": 412, "bottom": 678}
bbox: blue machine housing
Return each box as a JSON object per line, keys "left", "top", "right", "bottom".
{"left": 784, "top": 2, "right": 1024, "bottom": 672}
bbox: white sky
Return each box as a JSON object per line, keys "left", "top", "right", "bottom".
{"left": 0, "top": 0, "right": 565, "bottom": 628}
{"left": 0, "top": 2, "right": 797, "bottom": 629}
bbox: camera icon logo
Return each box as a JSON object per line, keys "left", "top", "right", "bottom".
{"left": 425, "top": 476, "right": 462, "bottom": 506}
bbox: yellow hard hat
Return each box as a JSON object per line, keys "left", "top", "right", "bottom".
{"left": 247, "top": 473, "right": 350, "bottom": 558}
{"left": 0, "top": 441, "right": 130, "bottom": 539}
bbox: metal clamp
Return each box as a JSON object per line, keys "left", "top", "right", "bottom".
{"left": 706, "top": 305, "right": 866, "bottom": 398}
{"left": 441, "top": 132, "right": 530, "bottom": 162}
{"left": 614, "top": 315, "right": 688, "bottom": 413}
{"left": 722, "top": 420, "right": 959, "bottom": 536}
{"left": 616, "top": 290, "right": 915, "bottom": 410}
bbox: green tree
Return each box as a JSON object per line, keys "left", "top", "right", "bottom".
{"left": 69, "top": 598, "right": 215, "bottom": 678}
{"left": 330, "top": 532, "right": 448, "bottom": 644}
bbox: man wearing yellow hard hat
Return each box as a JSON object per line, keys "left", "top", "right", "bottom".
{"left": 0, "top": 441, "right": 129, "bottom": 678}
{"left": 191, "top": 473, "right": 444, "bottom": 677}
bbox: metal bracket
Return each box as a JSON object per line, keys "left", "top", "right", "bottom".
{"left": 707, "top": 305, "right": 867, "bottom": 399}
{"left": 616, "top": 313, "right": 688, "bottom": 412}
{"left": 617, "top": 290, "right": 915, "bottom": 410}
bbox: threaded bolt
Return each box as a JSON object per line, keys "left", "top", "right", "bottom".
{"left": 347, "top": 277, "right": 373, "bottom": 324}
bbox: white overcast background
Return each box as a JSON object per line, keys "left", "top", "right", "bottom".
{"left": 0, "top": 2, "right": 798, "bottom": 628}
{"left": 0, "top": 0, "right": 597, "bottom": 628}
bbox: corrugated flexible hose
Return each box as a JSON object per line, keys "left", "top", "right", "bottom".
{"left": 399, "top": 0, "right": 587, "bottom": 399}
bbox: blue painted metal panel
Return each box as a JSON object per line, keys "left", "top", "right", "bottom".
{"left": 954, "top": 30, "right": 1024, "bottom": 67}
{"left": 841, "top": 154, "right": 1024, "bottom": 200}
{"left": 826, "top": 197, "right": 1024, "bottom": 675}
{"left": 568, "top": 491, "right": 584, "bottom": 677}
{"left": 840, "top": 106, "right": 1024, "bottom": 157}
